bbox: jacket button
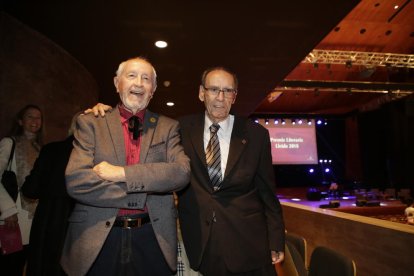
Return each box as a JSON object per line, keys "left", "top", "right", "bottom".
{"left": 105, "top": 221, "right": 111, "bottom": 228}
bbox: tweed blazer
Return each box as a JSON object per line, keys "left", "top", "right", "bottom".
{"left": 61, "top": 108, "right": 190, "bottom": 276}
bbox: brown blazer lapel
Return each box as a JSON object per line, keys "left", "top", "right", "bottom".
{"left": 105, "top": 108, "right": 126, "bottom": 165}
{"left": 224, "top": 117, "right": 248, "bottom": 178}
{"left": 140, "top": 110, "right": 158, "bottom": 163}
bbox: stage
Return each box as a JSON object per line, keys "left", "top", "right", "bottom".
{"left": 278, "top": 187, "right": 413, "bottom": 276}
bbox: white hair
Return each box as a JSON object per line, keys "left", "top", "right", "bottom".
{"left": 115, "top": 57, "right": 157, "bottom": 86}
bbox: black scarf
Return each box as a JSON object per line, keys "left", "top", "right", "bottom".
{"left": 128, "top": 116, "right": 142, "bottom": 140}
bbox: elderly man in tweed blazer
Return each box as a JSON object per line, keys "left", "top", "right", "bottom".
{"left": 61, "top": 57, "right": 190, "bottom": 276}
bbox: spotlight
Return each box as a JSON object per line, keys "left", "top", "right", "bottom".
{"left": 307, "top": 119, "right": 312, "bottom": 125}
{"left": 324, "top": 120, "right": 328, "bottom": 125}
{"left": 309, "top": 168, "right": 315, "bottom": 173}
{"left": 274, "top": 119, "right": 279, "bottom": 125}
{"left": 155, "top": 40, "right": 168, "bottom": 48}
{"left": 254, "top": 119, "right": 259, "bottom": 123}
{"left": 325, "top": 168, "right": 330, "bottom": 173}
{"left": 319, "top": 159, "right": 323, "bottom": 163}
{"left": 281, "top": 119, "right": 286, "bottom": 125}
{"left": 316, "top": 119, "right": 322, "bottom": 125}
{"left": 265, "top": 119, "right": 269, "bottom": 125}
{"left": 298, "top": 119, "right": 303, "bottom": 125}
{"left": 292, "top": 119, "right": 296, "bottom": 125}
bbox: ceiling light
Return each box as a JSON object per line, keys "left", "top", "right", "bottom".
{"left": 166, "top": 102, "right": 174, "bottom": 106}
{"left": 155, "top": 40, "right": 168, "bottom": 48}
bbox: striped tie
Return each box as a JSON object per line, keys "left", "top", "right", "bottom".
{"left": 206, "top": 123, "right": 222, "bottom": 191}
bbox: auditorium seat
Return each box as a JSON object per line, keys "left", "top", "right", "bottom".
{"left": 308, "top": 246, "right": 356, "bottom": 276}
{"left": 275, "top": 241, "right": 307, "bottom": 276}
{"left": 286, "top": 232, "right": 307, "bottom": 267}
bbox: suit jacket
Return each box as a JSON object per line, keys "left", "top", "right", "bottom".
{"left": 178, "top": 114, "right": 285, "bottom": 273}
{"left": 61, "top": 109, "right": 190, "bottom": 276}
{"left": 21, "top": 136, "right": 75, "bottom": 276}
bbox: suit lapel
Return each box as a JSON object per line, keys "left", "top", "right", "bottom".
{"left": 105, "top": 108, "right": 126, "bottom": 165}
{"left": 224, "top": 116, "right": 248, "bottom": 179}
{"left": 140, "top": 110, "right": 158, "bottom": 163}
{"left": 188, "top": 114, "right": 215, "bottom": 190}
{"left": 190, "top": 114, "right": 207, "bottom": 168}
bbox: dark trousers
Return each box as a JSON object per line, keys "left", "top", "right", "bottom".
{"left": 199, "top": 229, "right": 276, "bottom": 276}
{"left": 0, "top": 244, "right": 29, "bottom": 276}
{"left": 87, "top": 223, "right": 172, "bottom": 276}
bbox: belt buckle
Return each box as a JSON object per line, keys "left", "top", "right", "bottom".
{"left": 122, "top": 217, "right": 141, "bottom": 229}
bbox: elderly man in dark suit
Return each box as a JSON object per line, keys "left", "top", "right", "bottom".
{"left": 177, "top": 67, "right": 285, "bottom": 276}
{"left": 61, "top": 57, "right": 190, "bottom": 276}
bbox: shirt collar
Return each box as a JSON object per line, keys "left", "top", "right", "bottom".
{"left": 204, "top": 112, "right": 232, "bottom": 134}
{"left": 118, "top": 103, "right": 145, "bottom": 124}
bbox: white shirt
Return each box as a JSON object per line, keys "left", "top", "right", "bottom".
{"left": 203, "top": 113, "right": 234, "bottom": 179}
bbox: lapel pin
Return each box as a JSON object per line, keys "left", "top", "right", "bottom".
{"left": 149, "top": 117, "right": 157, "bottom": 123}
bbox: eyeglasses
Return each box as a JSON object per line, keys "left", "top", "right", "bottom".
{"left": 202, "top": 86, "right": 237, "bottom": 98}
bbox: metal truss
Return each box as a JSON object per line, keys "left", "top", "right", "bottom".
{"left": 303, "top": 49, "right": 414, "bottom": 68}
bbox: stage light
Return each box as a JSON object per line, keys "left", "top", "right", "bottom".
{"left": 309, "top": 168, "right": 314, "bottom": 173}
{"left": 281, "top": 119, "right": 286, "bottom": 125}
{"left": 328, "top": 160, "right": 332, "bottom": 163}
{"left": 307, "top": 119, "right": 312, "bottom": 125}
{"left": 292, "top": 119, "right": 296, "bottom": 125}
{"left": 265, "top": 119, "right": 269, "bottom": 125}
{"left": 324, "top": 120, "right": 328, "bottom": 125}
{"left": 324, "top": 159, "right": 328, "bottom": 163}
{"left": 298, "top": 119, "right": 303, "bottom": 125}
{"left": 316, "top": 119, "right": 322, "bottom": 125}
{"left": 274, "top": 119, "right": 279, "bottom": 125}
{"left": 319, "top": 159, "right": 323, "bottom": 163}
{"left": 254, "top": 119, "right": 259, "bottom": 123}
{"left": 325, "top": 168, "right": 330, "bottom": 173}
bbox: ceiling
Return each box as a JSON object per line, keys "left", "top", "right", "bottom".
{"left": 2, "top": 0, "right": 414, "bottom": 118}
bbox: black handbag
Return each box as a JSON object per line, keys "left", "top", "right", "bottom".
{"left": 1, "top": 137, "right": 18, "bottom": 201}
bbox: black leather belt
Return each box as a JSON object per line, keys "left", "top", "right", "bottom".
{"left": 113, "top": 214, "right": 151, "bottom": 229}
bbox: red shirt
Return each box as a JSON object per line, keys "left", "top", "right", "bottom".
{"left": 117, "top": 104, "right": 146, "bottom": 216}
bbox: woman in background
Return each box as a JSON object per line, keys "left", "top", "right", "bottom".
{"left": 0, "top": 104, "right": 43, "bottom": 276}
